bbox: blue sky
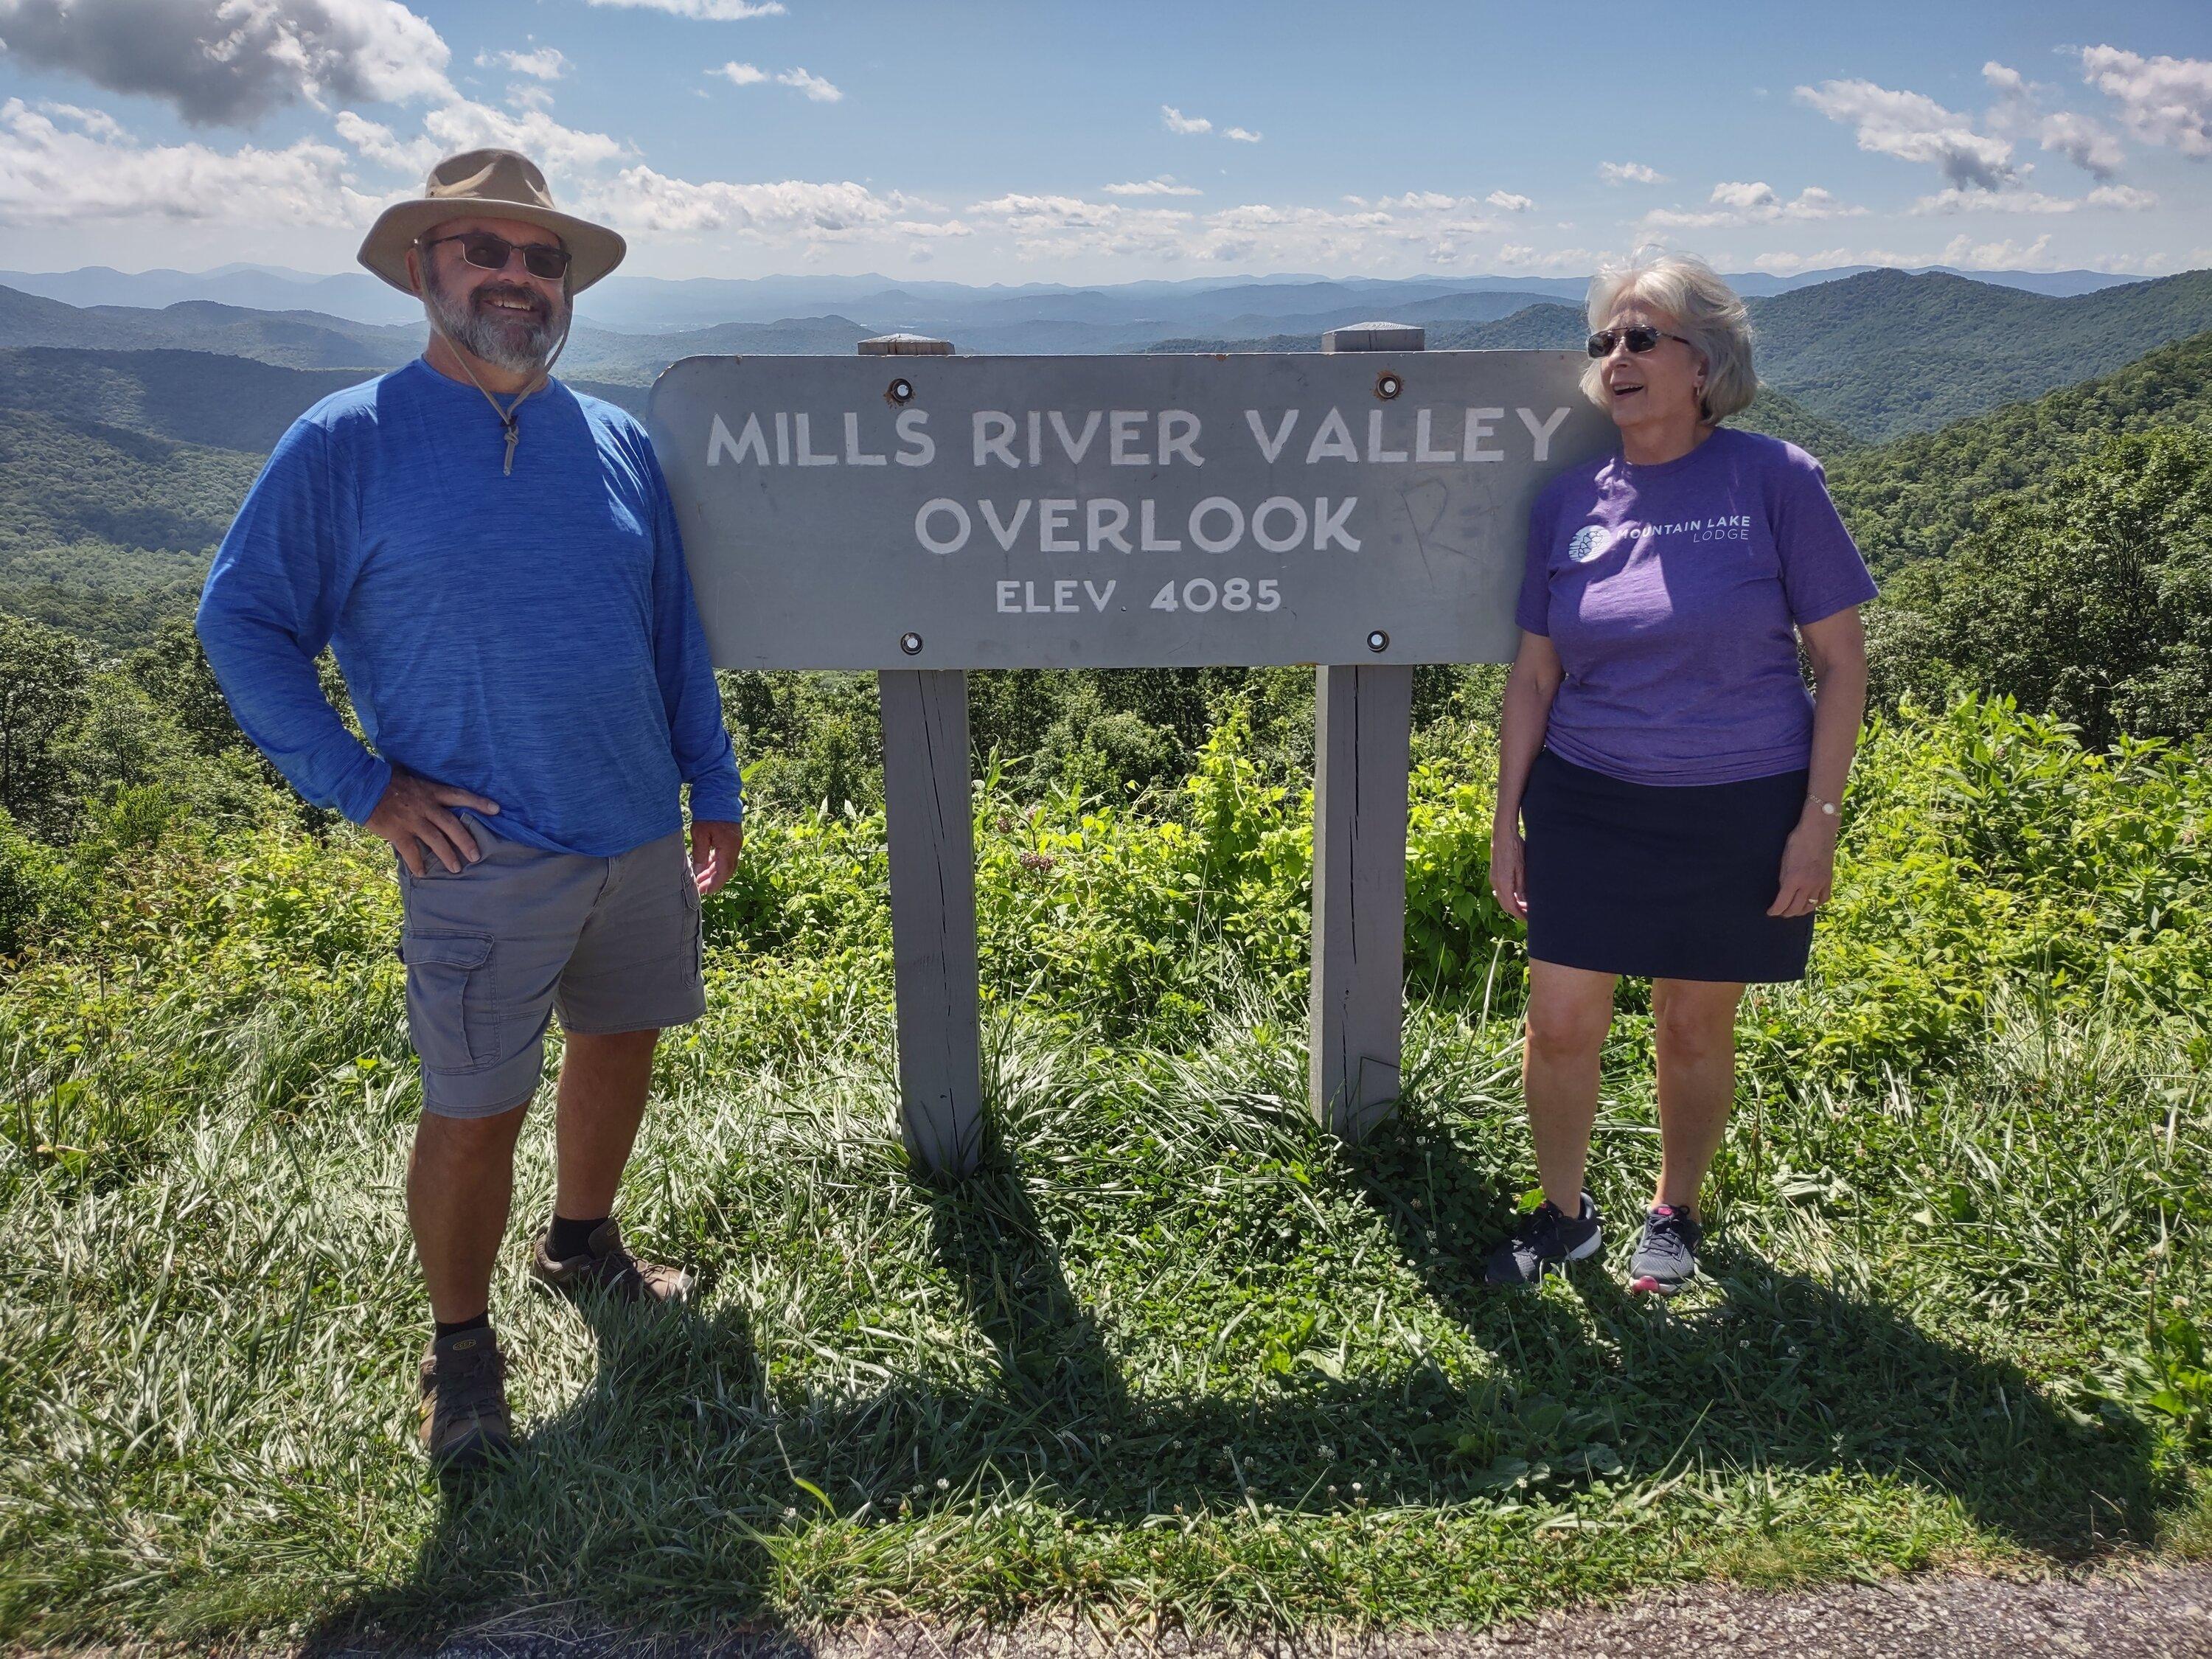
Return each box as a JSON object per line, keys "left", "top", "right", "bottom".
{"left": 1, "top": 0, "right": 2208, "bottom": 282}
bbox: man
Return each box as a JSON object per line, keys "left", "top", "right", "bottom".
{"left": 197, "top": 150, "right": 743, "bottom": 1471}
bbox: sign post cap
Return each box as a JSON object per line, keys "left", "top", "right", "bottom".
{"left": 859, "top": 333, "right": 955, "bottom": 356}
{"left": 1323, "top": 321, "right": 1425, "bottom": 353}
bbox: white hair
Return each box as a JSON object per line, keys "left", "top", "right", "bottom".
{"left": 1580, "top": 252, "right": 1757, "bottom": 424}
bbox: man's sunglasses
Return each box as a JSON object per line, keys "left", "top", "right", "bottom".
{"left": 417, "top": 231, "right": 572, "bottom": 282}
{"left": 1587, "top": 325, "right": 1691, "bottom": 358}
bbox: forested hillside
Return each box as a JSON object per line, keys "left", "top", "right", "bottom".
{"left": 1750, "top": 268, "right": 2212, "bottom": 439}
{"left": 1827, "top": 328, "right": 2212, "bottom": 571}
{"left": 0, "top": 411, "right": 262, "bottom": 591}
{"left": 0, "top": 350, "right": 655, "bottom": 649}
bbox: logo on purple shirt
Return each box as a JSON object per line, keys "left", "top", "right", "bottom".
{"left": 1567, "top": 524, "right": 1610, "bottom": 564}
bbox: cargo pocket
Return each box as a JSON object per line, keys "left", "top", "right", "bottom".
{"left": 400, "top": 930, "right": 500, "bottom": 1071}
{"left": 681, "top": 866, "right": 705, "bottom": 981}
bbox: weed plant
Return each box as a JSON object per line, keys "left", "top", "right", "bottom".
{"left": 0, "top": 695, "right": 2206, "bottom": 1644}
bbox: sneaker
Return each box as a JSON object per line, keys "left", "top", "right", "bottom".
{"left": 417, "top": 1326, "right": 512, "bottom": 1471}
{"left": 529, "top": 1217, "right": 693, "bottom": 1304}
{"left": 1484, "top": 1192, "right": 1602, "bottom": 1287}
{"left": 1628, "top": 1205, "right": 1704, "bottom": 1296}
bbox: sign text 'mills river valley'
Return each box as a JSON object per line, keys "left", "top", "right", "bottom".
{"left": 649, "top": 352, "right": 1615, "bottom": 670}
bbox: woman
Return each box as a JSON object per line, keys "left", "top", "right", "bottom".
{"left": 1484, "top": 253, "right": 1876, "bottom": 1296}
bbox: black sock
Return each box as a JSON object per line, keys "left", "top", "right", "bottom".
{"left": 548, "top": 1212, "right": 608, "bottom": 1260}
{"left": 434, "top": 1311, "right": 490, "bottom": 1342}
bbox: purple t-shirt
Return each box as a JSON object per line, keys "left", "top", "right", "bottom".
{"left": 1515, "top": 427, "right": 1877, "bottom": 787}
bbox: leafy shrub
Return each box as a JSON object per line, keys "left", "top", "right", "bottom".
{"left": 0, "top": 611, "right": 91, "bottom": 836}
{"left": 0, "top": 805, "right": 75, "bottom": 957}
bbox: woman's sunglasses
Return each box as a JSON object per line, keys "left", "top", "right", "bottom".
{"left": 417, "top": 231, "right": 573, "bottom": 282}
{"left": 1587, "top": 325, "right": 1691, "bottom": 358}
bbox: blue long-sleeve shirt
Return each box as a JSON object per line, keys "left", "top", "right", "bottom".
{"left": 197, "top": 358, "right": 741, "bottom": 855}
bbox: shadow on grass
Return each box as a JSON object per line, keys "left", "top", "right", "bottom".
{"left": 870, "top": 1116, "right": 2165, "bottom": 1550}
{"left": 1345, "top": 1097, "right": 2166, "bottom": 1557}
{"left": 304, "top": 1096, "right": 2164, "bottom": 1647}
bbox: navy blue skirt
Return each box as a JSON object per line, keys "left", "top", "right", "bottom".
{"left": 1520, "top": 748, "right": 1816, "bottom": 984}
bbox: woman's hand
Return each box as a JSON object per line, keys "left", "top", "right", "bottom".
{"left": 1490, "top": 817, "right": 1528, "bottom": 921}
{"left": 1768, "top": 808, "right": 1839, "bottom": 918}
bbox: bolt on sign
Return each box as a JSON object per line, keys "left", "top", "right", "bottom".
{"left": 648, "top": 352, "right": 1615, "bottom": 671}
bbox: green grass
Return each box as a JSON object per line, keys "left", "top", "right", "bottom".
{"left": 2, "top": 964, "right": 2203, "bottom": 1644}
{"left": 1, "top": 700, "right": 2208, "bottom": 1645}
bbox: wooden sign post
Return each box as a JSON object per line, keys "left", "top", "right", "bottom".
{"left": 863, "top": 334, "right": 985, "bottom": 1178}
{"left": 1310, "top": 321, "right": 1421, "bottom": 1141}
{"left": 648, "top": 337, "right": 1612, "bottom": 1176}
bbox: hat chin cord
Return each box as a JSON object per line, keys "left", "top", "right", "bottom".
{"left": 427, "top": 276, "right": 574, "bottom": 476}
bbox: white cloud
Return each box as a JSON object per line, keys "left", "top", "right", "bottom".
{"left": 580, "top": 0, "right": 785, "bottom": 16}
{"left": 1750, "top": 247, "right": 1855, "bottom": 276}
{"left": 1492, "top": 243, "right": 1597, "bottom": 273}
{"left": 2083, "top": 250, "right": 2174, "bottom": 274}
{"left": 775, "top": 67, "right": 841, "bottom": 102}
{"left": 970, "top": 192, "right": 1135, "bottom": 232}
{"left": 1103, "top": 176, "right": 1200, "bottom": 197}
{"left": 1795, "top": 78, "right": 2017, "bottom": 189}
{"left": 334, "top": 96, "right": 632, "bottom": 178}
{"left": 582, "top": 165, "right": 911, "bottom": 238}
{"left": 476, "top": 45, "right": 567, "bottom": 81}
{"left": 959, "top": 188, "right": 1568, "bottom": 271}
{"left": 2078, "top": 45, "right": 2212, "bottom": 158}
{"left": 704, "top": 60, "right": 834, "bottom": 100}
{"left": 1160, "top": 105, "right": 1261, "bottom": 145}
{"left": 0, "top": 96, "right": 378, "bottom": 225}
{"left": 1982, "top": 58, "right": 2129, "bottom": 179}
{"left": 1910, "top": 183, "right": 2157, "bottom": 215}
{"left": 1485, "top": 189, "right": 1534, "bottom": 212}
{"left": 1643, "top": 181, "right": 1862, "bottom": 229}
{"left": 333, "top": 108, "right": 431, "bottom": 173}
{"left": 966, "top": 192, "right": 1195, "bottom": 261}
{"left": 0, "top": 0, "right": 455, "bottom": 125}
{"left": 1598, "top": 161, "right": 1666, "bottom": 184}
{"left": 423, "top": 100, "right": 628, "bottom": 173}
{"left": 2038, "top": 111, "right": 2125, "bottom": 178}
{"left": 35, "top": 100, "right": 124, "bottom": 140}
{"left": 1939, "top": 231, "right": 2055, "bottom": 269}
{"left": 1711, "top": 179, "right": 1776, "bottom": 209}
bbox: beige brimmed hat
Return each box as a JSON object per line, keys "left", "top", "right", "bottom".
{"left": 357, "top": 148, "right": 626, "bottom": 295}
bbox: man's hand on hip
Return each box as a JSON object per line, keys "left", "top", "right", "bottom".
{"left": 689, "top": 819, "right": 742, "bottom": 898}
{"left": 366, "top": 768, "right": 501, "bottom": 876}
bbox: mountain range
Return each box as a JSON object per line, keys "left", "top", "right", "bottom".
{"left": 1152, "top": 268, "right": 2212, "bottom": 442}
{"left": 4, "top": 261, "right": 2210, "bottom": 650}
{"left": 0, "top": 261, "right": 2148, "bottom": 336}
{"left": 5, "top": 266, "right": 2208, "bottom": 439}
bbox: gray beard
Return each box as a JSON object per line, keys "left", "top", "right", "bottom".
{"left": 423, "top": 271, "right": 565, "bottom": 376}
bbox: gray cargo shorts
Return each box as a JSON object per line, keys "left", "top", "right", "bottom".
{"left": 396, "top": 827, "right": 706, "bottom": 1118}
